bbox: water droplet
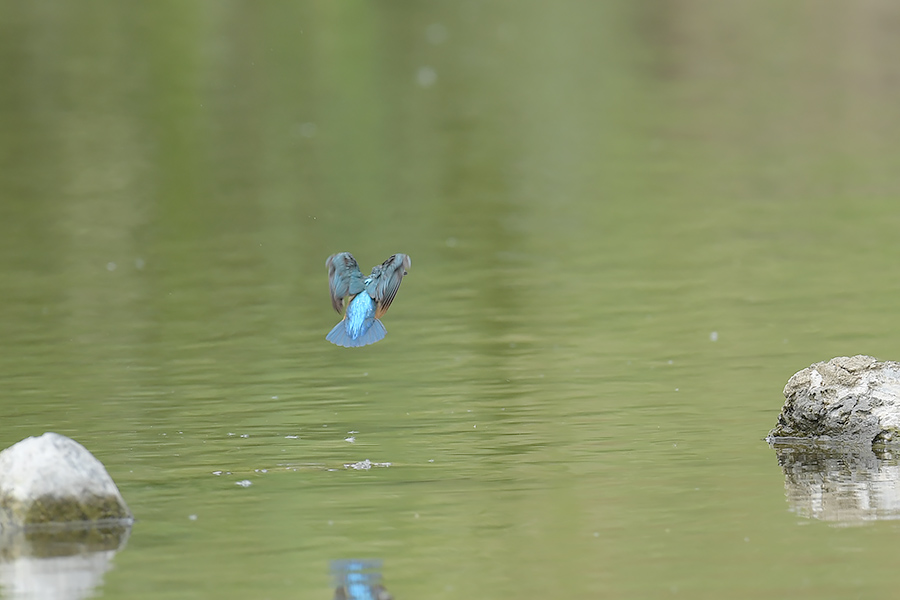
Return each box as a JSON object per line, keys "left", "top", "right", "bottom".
{"left": 417, "top": 66, "right": 437, "bottom": 87}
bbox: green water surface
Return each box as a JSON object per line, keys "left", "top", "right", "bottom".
{"left": 2, "top": 1, "right": 900, "bottom": 598}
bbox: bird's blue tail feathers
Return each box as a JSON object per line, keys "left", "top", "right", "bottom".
{"left": 326, "top": 318, "right": 387, "bottom": 347}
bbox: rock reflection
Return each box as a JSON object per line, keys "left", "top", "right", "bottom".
{"left": 0, "top": 523, "right": 130, "bottom": 600}
{"left": 771, "top": 443, "right": 900, "bottom": 523}
{"left": 331, "top": 559, "right": 392, "bottom": 600}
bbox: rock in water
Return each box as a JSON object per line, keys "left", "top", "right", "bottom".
{"left": 0, "top": 432, "right": 132, "bottom": 528}
{"left": 767, "top": 355, "right": 900, "bottom": 445}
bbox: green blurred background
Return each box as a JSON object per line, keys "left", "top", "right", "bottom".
{"left": 2, "top": 1, "right": 900, "bottom": 598}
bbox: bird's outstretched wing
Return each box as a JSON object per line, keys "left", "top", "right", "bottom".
{"left": 367, "top": 254, "right": 411, "bottom": 319}
{"left": 326, "top": 252, "right": 365, "bottom": 314}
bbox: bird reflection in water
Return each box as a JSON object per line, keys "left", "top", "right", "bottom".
{"left": 331, "top": 559, "right": 392, "bottom": 600}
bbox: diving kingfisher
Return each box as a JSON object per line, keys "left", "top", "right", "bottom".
{"left": 326, "top": 252, "right": 411, "bottom": 347}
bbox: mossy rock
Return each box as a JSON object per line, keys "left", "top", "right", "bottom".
{"left": 0, "top": 433, "right": 132, "bottom": 529}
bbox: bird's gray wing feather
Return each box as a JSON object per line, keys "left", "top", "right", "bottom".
{"left": 368, "top": 254, "right": 411, "bottom": 318}
{"left": 327, "top": 252, "right": 365, "bottom": 313}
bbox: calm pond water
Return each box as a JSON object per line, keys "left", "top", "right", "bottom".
{"left": 3, "top": 1, "right": 900, "bottom": 598}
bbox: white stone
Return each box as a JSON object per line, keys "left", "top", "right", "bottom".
{"left": 768, "top": 355, "right": 900, "bottom": 445}
{"left": 0, "top": 433, "right": 132, "bottom": 527}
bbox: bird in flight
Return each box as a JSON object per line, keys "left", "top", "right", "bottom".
{"left": 325, "top": 253, "right": 411, "bottom": 347}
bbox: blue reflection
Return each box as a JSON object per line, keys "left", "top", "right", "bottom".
{"left": 331, "top": 559, "right": 392, "bottom": 600}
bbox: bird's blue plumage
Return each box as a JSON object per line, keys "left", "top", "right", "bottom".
{"left": 325, "top": 293, "right": 387, "bottom": 347}
{"left": 325, "top": 252, "right": 409, "bottom": 347}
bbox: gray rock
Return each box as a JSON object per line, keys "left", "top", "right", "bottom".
{"left": 0, "top": 433, "right": 132, "bottom": 529}
{"left": 767, "top": 355, "right": 900, "bottom": 445}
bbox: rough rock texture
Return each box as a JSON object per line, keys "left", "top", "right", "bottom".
{"left": 767, "top": 355, "right": 900, "bottom": 445}
{"left": 0, "top": 433, "right": 132, "bottom": 528}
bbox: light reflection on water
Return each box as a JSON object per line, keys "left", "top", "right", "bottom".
{"left": 0, "top": 525, "right": 130, "bottom": 600}
{"left": 773, "top": 444, "right": 900, "bottom": 524}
